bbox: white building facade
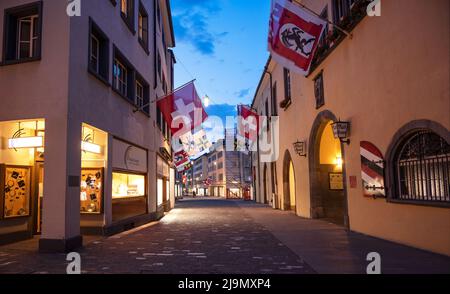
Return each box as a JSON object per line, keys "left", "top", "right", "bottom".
{"left": 0, "top": 0, "right": 176, "bottom": 252}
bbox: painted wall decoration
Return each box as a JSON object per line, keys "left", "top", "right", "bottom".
{"left": 360, "top": 141, "right": 386, "bottom": 198}
{"left": 3, "top": 166, "right": 31, "bottom": 218}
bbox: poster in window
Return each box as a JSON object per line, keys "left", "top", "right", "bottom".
{"left": 80, "top": 168, "right": 103, "bottom": 214}
{"left": 329, "top": 172, "right": 344, "bottom": 191}
{"left": 3, "top": 166, "right": 31, "bottom": 218}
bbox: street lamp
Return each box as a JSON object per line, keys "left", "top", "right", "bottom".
{"left": 203, "top": 95, "right": 210, "bottom": 108}
{"left": 331, "top": 119, "right": 351, "bottom": 145}
{"left": 293, "top": 140, "right": 307, "bottom": 157}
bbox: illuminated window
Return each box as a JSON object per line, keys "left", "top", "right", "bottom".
{"left": 112, "top": 172, "right": 146, "bottom": 198}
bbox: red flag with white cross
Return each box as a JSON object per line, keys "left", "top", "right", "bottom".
{"left": 237, "top": 104, "right": 259, "bottom": 142}
{"left": 157, "top": 81, "right": 208, "bottom": 137}
{"left": 269, "top": 0, "right": 327, "bottom": 76}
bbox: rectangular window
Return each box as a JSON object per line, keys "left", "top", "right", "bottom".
{"left": 332, "top": 0, "right": 354, "bottom": 24}
{"left": 284, "top": 68, "right": 291, "bottom": 101}
{"left": 2, "top": 1, "right": 43, "bottom": 64}
{"left": 90, "top": 34, "right": 99, "bottom": 73}
{"left": 120, "top": 0, "right": 135, "bottom": 33}
{"left": 314, "top": 72, "right": 325, "bottom": 109}
{"left": 114, "top": 59, "right": 127, "bottom": 96}
{"left": 113, "top": 47, "right": 134, "bottom": 101}
{"left": 135, "top": 74, "right": 150, "bottom": 115}
{"left": 157, "top": 53, "right": 162, "bottom": 81}
{"left": 138, "top": 2, "right": 149, "bottom": 51}
{"left": 136, "top": 81, "right": 144, "bottom": 109}
{"left": 89, "top": 19, "right": 109, "bottom": 82}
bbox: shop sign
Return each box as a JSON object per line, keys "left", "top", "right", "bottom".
{"left": 112, "top": 138, "right": 147, "bottom": 173}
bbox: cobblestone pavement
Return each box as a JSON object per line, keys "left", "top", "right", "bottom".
{"left": 0, "top": 199, "right": 315, "bottom": 274}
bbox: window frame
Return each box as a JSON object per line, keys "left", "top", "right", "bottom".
{"left": 1, "top": 1, "right": 43, "bottom": 66}
{"left": 88, "top": 18, "right": 110, "bottom": 85}
{"left": 390, "top": 130, "right": 450, "bottom": 207}
{"left": 138, "top": 1, "right": 149, "bottom": 53}
{"left": 120, "top": 0, "right": 136, "bottom": 34}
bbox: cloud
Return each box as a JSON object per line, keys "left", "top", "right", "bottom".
{"left": 172, "top": 1, "right": 225, "bottom": 56}
{"left": 235, "top": 88, "right": 251, "bottom": 99}
{"left": 203, "top": 103, "right": 237, "bottom": 141}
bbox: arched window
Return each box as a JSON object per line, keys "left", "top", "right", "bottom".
{"left": 394, "top": 131, "right": 450, "bottom": 204}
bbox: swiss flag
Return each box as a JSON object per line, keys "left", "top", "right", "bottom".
{"left": 237, "top": 104, "right": 259, "bottom": 141}
{"left": 157, "top": 81, "right": 208, "bottom": 136}
{"left": 269, "top": 0, "right": 327, "bottom": 75}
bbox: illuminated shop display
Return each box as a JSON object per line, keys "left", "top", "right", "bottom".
{"left": 112, "top": 172, "right": 146, "bottom": 198}
{"left": 80, "top": 168, "right": 103, "bottom": 214}
{"left": 1, "top": 166, "right": 31, "bottom": 218}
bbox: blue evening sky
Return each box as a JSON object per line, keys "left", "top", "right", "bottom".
{"left": 171, "top": 0, "right": 271, "bottom": 142}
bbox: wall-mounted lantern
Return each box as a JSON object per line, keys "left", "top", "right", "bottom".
{"left": 331, "top": 119, "right": 351, "bottom": 145}
{"left": 293, "top": 140, "right": 307, "bottom": 157}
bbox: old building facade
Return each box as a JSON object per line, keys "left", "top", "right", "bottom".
{"left": 252, "top": 0, "right": 450, "bottom": 256}
{"left": 0, "top": 0, "right": 176, "bottom": 252}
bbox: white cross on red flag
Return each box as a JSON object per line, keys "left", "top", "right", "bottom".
{"left": 157, "top": 81, "right": 208, "bottom": 137}
{"left": 237, "top": 104, "right": 259, "bottom": 142}
{"left": 269, "top": 0, "right": 327, "bottom": 76}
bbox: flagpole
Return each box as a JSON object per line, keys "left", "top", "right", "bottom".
{"left": 291, "top": 0, "right": 353, "bottom": 39}
{"left": 133, "top": 79, "right": 196, "bottom": 113}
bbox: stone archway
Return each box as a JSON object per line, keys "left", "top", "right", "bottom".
{"left": 308, "top": 110, "right": 349, "bottom": 227}
{"left": 283, "top": 150, "right": 296, "bottom": 211}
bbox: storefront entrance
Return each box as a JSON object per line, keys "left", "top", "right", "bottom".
{"left": 0, "top": 119, "right": 46, "bottom": 244}
{"left": 309, "top": 112, "right": 349, "bottom": 227}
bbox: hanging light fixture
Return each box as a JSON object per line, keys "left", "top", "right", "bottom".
{"left": 8, "top": 121, "right": 44, "bottom": 150}
{"left": 331, "top": 119, "right": 351, "bottom": 145}
{"left": 81, "top": 127, "right": 102, "bottom": 154}
{"left": 293, "top": 140, "right": 307, "bottom": 157}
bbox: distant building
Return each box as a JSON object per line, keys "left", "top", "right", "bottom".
{"left": 206, "top": 131, "right": 252, "bottom": 199}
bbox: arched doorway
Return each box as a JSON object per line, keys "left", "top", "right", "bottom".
{"left": 309, "top": 111, "right": 349, "bottom": 227}
{"left": 283, "top": 150, "right": 296, "bottom": 211}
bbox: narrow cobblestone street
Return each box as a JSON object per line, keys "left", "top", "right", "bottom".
{"left": 0, "top": 198, "right": 449, "bottom": 274}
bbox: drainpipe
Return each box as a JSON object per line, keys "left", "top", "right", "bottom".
{"left": 263, "top": 68, "right": 279, "bottom": 208}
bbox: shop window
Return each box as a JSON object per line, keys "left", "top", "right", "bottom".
{"left": 314, "top": 71, "right": 325, "bottom": 109}
{"left": 89, "top": 18, "right": 109, "bottom": 83}
{"left": 2, "top": 1, "right": 43, "bottom": 64}
{"left": 112, "top": 172, "right": 146, "bottom": 198}
{"left": 80, "top": 168, "right": 103, "bottom": 214}
{"left": 1, "top": 165, "right": 31, "bottom": 218}
{"left": 393, "top": 131, "right": 450, "bottom": 205}
{"left": 120, "top": 0, "right": 135, "bottom": 33}
{"left": 138, "top": 1, "right": 149, "bottom": 52}
{"left": 157, "top": 178, "right": 164, "bottom": 206}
